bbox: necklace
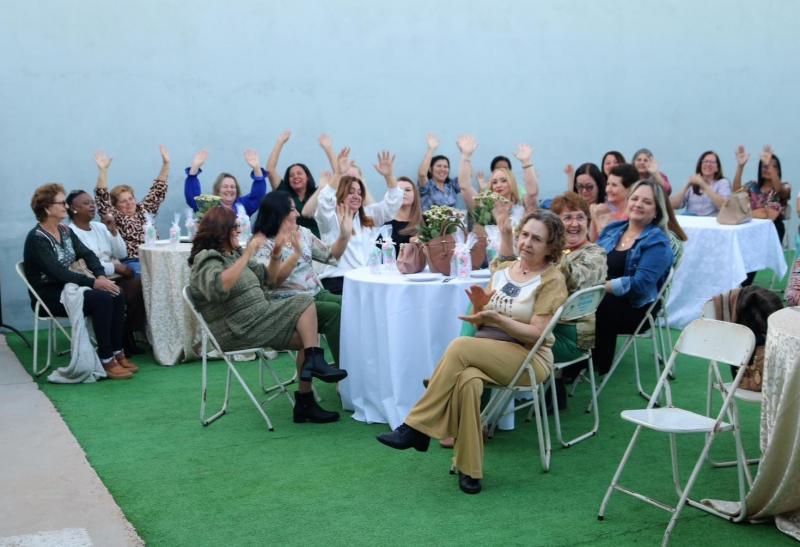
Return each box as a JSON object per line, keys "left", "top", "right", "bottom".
{"left": 618, "top": 230, "right": 641, "bottom": 250}
{"left": 516, "top": 260, "right": 545, "bottom": 277}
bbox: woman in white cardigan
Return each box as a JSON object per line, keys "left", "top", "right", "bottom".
{"left": 314, "top": 150, "right": 402, "bottom": 294}
{"left": 66, "top": 190, "right": 146, "bottom": 354}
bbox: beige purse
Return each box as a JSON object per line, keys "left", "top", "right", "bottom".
{"left": 717, "top": 190, "right": 752, "bottom": 225}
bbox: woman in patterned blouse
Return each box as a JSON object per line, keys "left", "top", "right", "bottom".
{"left": 94, "top": 146, "right": 170, "bottom": 275}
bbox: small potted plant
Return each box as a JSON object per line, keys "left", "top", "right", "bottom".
{"left": 469, "top": 190, "right": 509, "bottom": 268}
{"left": 193, "top": 194, "right": 222, "bottom": 221}
{"left": 417, "top": 205, "right": 465, "bottom": 275}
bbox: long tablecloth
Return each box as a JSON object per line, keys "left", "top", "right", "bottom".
{"left": 140, "top": 242, "right": 198, "bottom": 366}
{"left": 667, "top": 217, "right": 787, "bottom": 328}
{"left": 339, "top": 267, "right": 486, "bottom": 428}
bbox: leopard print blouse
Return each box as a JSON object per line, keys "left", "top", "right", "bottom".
{"left": 96, "top": 179, "right": 168, "bottom": 258}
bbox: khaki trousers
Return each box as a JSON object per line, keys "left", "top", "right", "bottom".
{"left": 405, "top": 337, "right": 552, "bottom": 479}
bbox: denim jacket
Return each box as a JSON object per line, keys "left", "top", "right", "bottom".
{"left": 597, "top": 220, "right": 673, "bottom": 309}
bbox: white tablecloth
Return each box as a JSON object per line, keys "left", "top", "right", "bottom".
{"left": 339, "top": 267, "right": 487, "bottom": 428}
{"left": 139, "top": 242, "right": 198, "bottom": 366}
{"left": 667, "top": 217, "right": 787, "bottom": 328}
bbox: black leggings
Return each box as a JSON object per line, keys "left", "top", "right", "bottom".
{"left": 591, "top": 294, "right": 650, "bottom": 375}
{"left": 46, "top": 289, "right": 126, "bottom": 361}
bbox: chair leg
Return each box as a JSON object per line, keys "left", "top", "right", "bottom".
{"left": 598, "top": 424, "right": 644, "bottom": 519}
{"left": 200, "top": 337, "right": 227, "bottom": 426}
{"left": 553, "top": 358, "right": 600, "bottom": 448}
{"left": 225, "top": 360, "right": 274, "bottom": 431}
{"left": 530, "top": 383, "right": 551, "bottom": 472}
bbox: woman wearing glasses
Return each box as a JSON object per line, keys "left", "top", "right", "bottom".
{"left": 670, "top": 151, "right": 731, "bottom": 216}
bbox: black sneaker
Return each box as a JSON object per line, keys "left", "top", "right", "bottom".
{"left": 458, "top": 472, "right": 482, "bottom": 494}
{"left": 376, "top": 424, "right": 430, "bottom": 452}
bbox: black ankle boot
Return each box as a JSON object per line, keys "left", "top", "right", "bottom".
{"left": 376, "top": 423, "right": 430, "bottom": 452}
{"left": 293, "top": 391, "right": 340, "bottom": 423}
{"left": 300, "top": 347, "right": 348, "bottom": 383}
{"left": 458, "top": 472, "right": 482, "bottom": 494}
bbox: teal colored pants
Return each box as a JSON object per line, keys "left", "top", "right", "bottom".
{"left": 315, "top": 289, "right": 341, "bottom": 365}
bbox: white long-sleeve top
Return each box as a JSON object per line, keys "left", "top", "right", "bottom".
{"left": 315, "top": 185, "right": 403, "bottom": 278}
{"left": 69, "top": 221, "right": 127, "bottom": 277}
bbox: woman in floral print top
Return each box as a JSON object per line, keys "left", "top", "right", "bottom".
{"left": 94, "top": 146, "right": 170, "bottom": 269}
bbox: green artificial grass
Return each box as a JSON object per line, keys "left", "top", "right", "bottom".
{"left": 6, "top": 265, "right": 795, "bottom": 546}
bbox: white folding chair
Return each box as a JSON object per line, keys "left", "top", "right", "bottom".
{"left": 182, "top": 286, "right": 295, "bottom": 431}
{"left": 700, "top": 299, "right": 761, "bottom": 471}
{"left": 597, "top": 319, "right": 756, "bottom": 547}
{"left": 15, "top": 261, "right": 72, "bottom": 376}
{"left": 546, "top": 286, "right": 606, "bottom": 448}
{"left": 591, "top": 268, "right": 675, "bottom": 406}
{"left": 480, "top": 303, "right": 566, "bottom": 472}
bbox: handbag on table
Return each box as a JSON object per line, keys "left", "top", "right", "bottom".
{"left": 716, "top": 189, "right": 752, "bottom": 225}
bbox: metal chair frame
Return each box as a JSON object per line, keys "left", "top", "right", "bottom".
{"left": 597, "top": 319, "right": 756, "bottom": 547}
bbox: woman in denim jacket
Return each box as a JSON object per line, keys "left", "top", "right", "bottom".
{"left": 593, "top": 179, "right": 675, "bottom": 375}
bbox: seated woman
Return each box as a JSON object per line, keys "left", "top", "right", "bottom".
{"left": 589, "top": 163, "right": 639, "bottom": 240}
{"left": 377, "top": 211, "right": 568, "bottom": 494}
{"left": 314, "top": 151, "right": 402, "bottom": 294}
{"left": 564, "top": 162, "right": 607, "bottom": 206}
{"left": 94, "top": 147, "right": 169, "bottom": 275}
{"left": 188, "top": 206, "right": 346, "bottom": 423}
{"left": 601, "top": 151, "right": 626, "bottom": 178}
{"left": 417, "top": 133, "right": 460, "bottom": 211}
{"left": 67, "top": 190, "right": 146, "bottom": 354}
{"left": 184, "top": 148, "right": 268, "bottom": 216}
{"left": 670, "top": 151, "right": 731, "bottom": 216}
{"left": 24, "top": 183, "right": 135, "bottom": 379}
{"left": 266, "top": 131, "right": 339, "bottom": 237}
{"left": 734, "top": 144, "right": 792, "bottom": 286}
{"left": 457, "top": 135, "right": 539, "bottom": 225}
{"left": 253, "top": 191, "right": 350, "bottom": 368}
{"left": 592, "top": 179, "right": 674, "bottom": 377}
{"left": 382, "top": 176, "right": 421, "bottom": 251}
{"left": 632, "top": 148, "right": 671, "bottom": 195}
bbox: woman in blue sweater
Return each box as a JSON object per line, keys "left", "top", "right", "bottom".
{"left": 183, "top": 149, "right": 268, "bottom": 216}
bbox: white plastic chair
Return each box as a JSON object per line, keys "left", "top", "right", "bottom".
{"left": 597, "top": 319, "right": 756, "bottom": 547}
{"left": 182, "top": 286, "right": 295, "bottom": 431}
{"left": 546, "top": 285, "right": 606, "bottom": 448}
{"left": 15, "top": 261, "right": 71, "bottom": 376}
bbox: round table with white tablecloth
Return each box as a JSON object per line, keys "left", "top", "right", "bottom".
{"left": 338, "top": 267, "right": 488, "bottom": 428}
{"left": 666, "top": 216, "right": 787, "bottom": 328}
{"left": 139, "top": 241, "right": 198, "bottom": 366}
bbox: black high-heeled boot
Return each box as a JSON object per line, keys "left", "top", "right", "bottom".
{"left": 293, "top": 391, "right": 340, "bottom": 423}
{"left": 299, "top": 347, "right": 348, "bottom": 383}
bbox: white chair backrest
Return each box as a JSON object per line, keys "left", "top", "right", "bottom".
{"left": 701, "top": 299, "right": 716, "bottom": 319}
{"left": 560, "top": 285, "right": 606, "bottom": 322}
{"left": 15, "top": 260, "right": 59, "bottom": 317}
{"left": 182, "top": 286, "right": 225, "bottom": 355}
{"left": 674, "top": 318, "right": 755, "bottom": 368}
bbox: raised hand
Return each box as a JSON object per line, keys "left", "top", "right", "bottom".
{"left": 457, "top": 134, "right": 478, "bottom": 157}
{"left": 493, "top": 201, "right": 512, "bottom": 234}
{"left": 159, "top": 145, "right": 170, "bottom": 164}
{"left": 647, "top": 157, "right": 659, "bottom": 175}
{"left": 319, "top": 170, "right": 333, "bottom": 188}
{"left": 244, "top": 149, "right": 261, "bottom": 170}
{"left": 190, "top": 149, "right": 209, "bottom": 171}
{"left": 477, "top": 170, "right": 488, "bottom": 191}
{"left": 564, "top": 163, "right": 574, "bottom": 177}
{"left": 289, "top": 228, "right": 303, "bottom": 255}
{"left": 94, "top": 150, "right": 113, "bottom": 170}
{"left": 336, "top": 147, "right": 352, "bottom": 174}
{"left": 465, "top": 285, "right": 494, "bottom": 311}
{"left": 760, "top": 144, "right": 773, "bottom": 166}
{"left": 277, "top": 130, "right": 291, "bottom": 144}
{"left": 735, "top": 145, "right": 750, "bottom": 167}
{"left": 319, "top": 133, "right": 332, "bottom": 149}
{"left": 336, "top": 203, "right": 353, "bottom": 235}
{"left": 373, "top": 150, "right": 395, "bottom": 178}
{"left": 426, "top": 133, "right": 439, "bottom": 150}
{"left": 247, "top": 232, "right": 268, "bottom": 256}
{"left": 514, "top": 144, "right": 533, "bottom": 164}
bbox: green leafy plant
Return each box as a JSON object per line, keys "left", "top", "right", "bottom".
{"left": 470, "top": 190, "right": 509, "bottom": 226}
{"left": 417, "top": 205, "right": 465, "bottom": 243}
{"left": 193, "top": 194, "right": 222, "bottom": 221}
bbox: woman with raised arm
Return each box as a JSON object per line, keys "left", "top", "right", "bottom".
{"left": 265, "top": 131, "right": 337, "bottom": 237}
{"left": 592, "top": 180, "right": 674, "bottom": 377}
{"left": 417, "top": 133, "right": 460, "bottom": 211}
{"left": 632, "top": 148, "right": 672, "bottom": 195}
{"left": 589, "top": 163, "right": 639, "bottom": 241}
{"left": 189, "top": 206, "right": 346, "bottom": 423}
{"left": 733, "top": 144, "right": 792, "bottom": 285}
{"left": 315, "top": 150, "right": 402, "bottom": 294}
{"left": 24, "top": 183, "right": 135, "bottom": 380}
{"left": 563, "top": 163, "right": 606, "bottom": 205}
{"left": 94, "top": 146, "right": 169, "bottom": 274}
{"left": 377, "top": 210, "right": 568, "bottom": 494}
{"left": 457, "top": 135, "right": 538, "bottom": 227}
{"left": 670, "top": 151, "right": 731, "bottom": 216}
{"left": 253, "top": 191, "right": 351, "bottom": 368}
{"left": 183, "top": 149, "right": 268, "bottom": 216}
{"left": 67, "top": 190, "right": 145, "bottom": 354}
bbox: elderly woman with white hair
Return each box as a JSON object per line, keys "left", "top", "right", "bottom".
{"left": 591, "top": 179, "right": 675, "bottom": 376}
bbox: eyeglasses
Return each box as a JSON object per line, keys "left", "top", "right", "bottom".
{"left": 701, "top": 160, "right": 717, "bottom": 165}
{"left": 561, "top": 213, "right": 587, "bottom": 223}
{"left": 575, "top": 184, "right": 595, "bottom": 192}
